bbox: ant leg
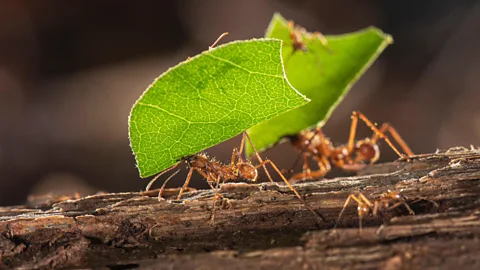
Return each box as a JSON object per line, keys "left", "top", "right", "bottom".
{"left": 358, "top": 213, "right": 364, "bottom": 234}
{"left": 354, "top": 197, "right": 371, "bottom": 234}
{"left": 289, "top": 155, "right": 329, "bottom": 182}
{"left": 231, "top": 147, "right": 240, "bottom": 167}
{"left": 243, "top": 132, "right": 275, "bottom": 183}
{"left": 357, "top": 192, "right": 374, "bottom": 207}
{"left": 209, "top": 32, "right": 229, "bottom": 50}
{"left": 283, "top": 150, "right": 304, "bottom": 174}
{"left": 252, "top": 159, "right": 326, "bottom": 222}
{"left": 335, "top": 193, "right": 373, "bottom": 233}
{"left": 347, "top": 112, "right": 360, "bottom": 153}
{"left": 334, "top": 194, "right": 356, "bottom": 229}
{"left": 334, "top": 194, "right": 370, "bottom": 228}
{"left": 177, "top": 167, "right": 217, "bottom": 201}
{"left": 387, "top": 201, "right": 415, "bottom": 215}
{"left": 285, "top": 127, "right": 328, "bottom": 173}
{"left": 157, "top": 169, "right": 181, "bottom": 201}
{"left": 145, "top": 163, "right": 180, "bottom": 191}
{"left": 232, "top": 131, "right": 247, "bottom": 164}
{"left": 302, "top": 152, "right": 312, "bottom": 176}
{"left": 352, "top": 111, "right": 409, "bottom": 159}
{"left": 206, "top": 176, "right": 222, "bottom": 226}
{"left": 373, "top": 123, "right": 414, "bottom": 156}
{"left": 373, "top": 200, "right": 381, "bottom": 217}
{"left": 177, "top": 168, "right": 195, "bottom": 200}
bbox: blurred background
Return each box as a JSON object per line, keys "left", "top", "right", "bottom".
{"left": 1, "top": 0, "right": 479, "bottom": 206}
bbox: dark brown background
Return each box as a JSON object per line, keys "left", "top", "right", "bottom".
{"left": 1, "top": 0, "right": 479, "bottom": 206}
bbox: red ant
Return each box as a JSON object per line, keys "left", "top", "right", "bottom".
{"left": 334, "top": 190, "right": 415, "bottom": 232}
{"left": 146, "top": 132, "right": 325, "bottom": 224}
{"left": 287, "top": 20, "right": 329, "bottom": 54}
{"left": 287, "top": 111, "right": 414, "bottom": 181}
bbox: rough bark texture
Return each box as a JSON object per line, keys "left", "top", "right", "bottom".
{"left": 1, "top": 147, "right": 480, "bottom": 269}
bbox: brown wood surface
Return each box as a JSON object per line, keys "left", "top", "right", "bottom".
{"left": 1, "top": 147, "right": 480, "bottom": 269}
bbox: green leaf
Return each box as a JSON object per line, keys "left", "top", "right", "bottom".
{"left": 247, "top": 13, "right": 393, "bottom": 153}
{"left": 129, "top": 39, "right": 309, "bottom": 178}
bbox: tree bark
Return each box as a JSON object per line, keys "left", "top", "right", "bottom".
{"left": 1, "top": 147, "right": 480, "bottom": 269}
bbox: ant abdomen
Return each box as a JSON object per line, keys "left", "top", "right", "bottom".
{"left": 355, "top": 140, "right": 380, "bottom": 163}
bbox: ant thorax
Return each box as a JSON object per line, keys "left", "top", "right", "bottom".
{"left": 184, "top": 153, "right": 257, "bottom": 184}
{"left": 210, "top": 160, "right": 235, "bottom": 182}
{"left": 292, "top": 130, "right": 333, "bottom": 154}
{"left": 235, "top": 162, "right": 258, "bottom": 182}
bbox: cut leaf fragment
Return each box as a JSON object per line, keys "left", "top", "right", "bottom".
{"left": 247, "top": 13, "right": 393, "bottom": 154}
{"left": 129, "top": 39, "right": 309, "bottom": 178}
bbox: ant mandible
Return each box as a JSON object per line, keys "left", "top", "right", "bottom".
{"left": 287, "top": 111, "right": 414, "bottom": 181}
{"left": 334, "top": 190, "right": 415, "bottom": 232}
{"left": 146, "top": 132, "right": 325, "bottom": 224}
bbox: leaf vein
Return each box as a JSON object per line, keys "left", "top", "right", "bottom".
{"left": 205, "top": 54, "right": 284, "bottom": 78}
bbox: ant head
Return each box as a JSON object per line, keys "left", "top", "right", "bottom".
{"left": 286, "top": 134, "right": 303, "bottom": 148}
{"left": 236, "top": 163, "right": 258, "bottom": 182}
{"left": 355, "top": 140, "right": 380, "bottom": 164}
{"left": 183, "top": 154, "right": 208, "bottom": 169}
{"left": 357, "top": 203, "right": 370, "bottom": 217}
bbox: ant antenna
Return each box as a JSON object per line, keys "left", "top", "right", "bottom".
{"left": 209, "top": 32, "right": 229, "bottom": 50}
{"left": 157, "top": 169, "right": 181, "bottom": 201}
{"left": 145, "top": 163, "right": 180, "bottom": 192}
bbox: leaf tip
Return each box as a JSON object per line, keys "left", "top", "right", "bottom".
{"left": 366, "top": 26, "right": 394, "bottom": 45}
{"left": 385, "top": 34, "right": 394, "bottom": 45}
{"left": 266, "top": 13, "right": 287, "bottom": 37}
{"left": 272, "top": 12, "right": 286, "bottom": 22}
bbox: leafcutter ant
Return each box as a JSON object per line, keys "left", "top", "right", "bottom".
{"left": 146, "top": 132, "right": 325, "bottom": 224}
{"left": 287, "top": 111, "right": 414, "bottom": 181}
{"left": 287, "top": 20, "right": 329, "bottom": 55}
{"left": 334, "top": 190, "right": 415, "bottom": 232}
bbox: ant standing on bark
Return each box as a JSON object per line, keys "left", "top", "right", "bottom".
{"left": 287, "top": 111, "right": 414, "bottom": 181}
{"left": 334, "top": 190, "right": 415, "bottom": 233}
{"left": 146, "top": 32, "right": 327, "bottom": 226}
{"left": 146, "top": 132, "right": 324, "bottom": 224}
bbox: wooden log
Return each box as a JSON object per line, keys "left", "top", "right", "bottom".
{"left": 1, "top": 147, "right": 479, "bottom": 269}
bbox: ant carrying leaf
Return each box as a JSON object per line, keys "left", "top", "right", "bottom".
{"left": 144, "top": 32, "right": 324, "bottom": 225}
{"left": 146, "top": 132, "right": 324, "bottom": 225}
